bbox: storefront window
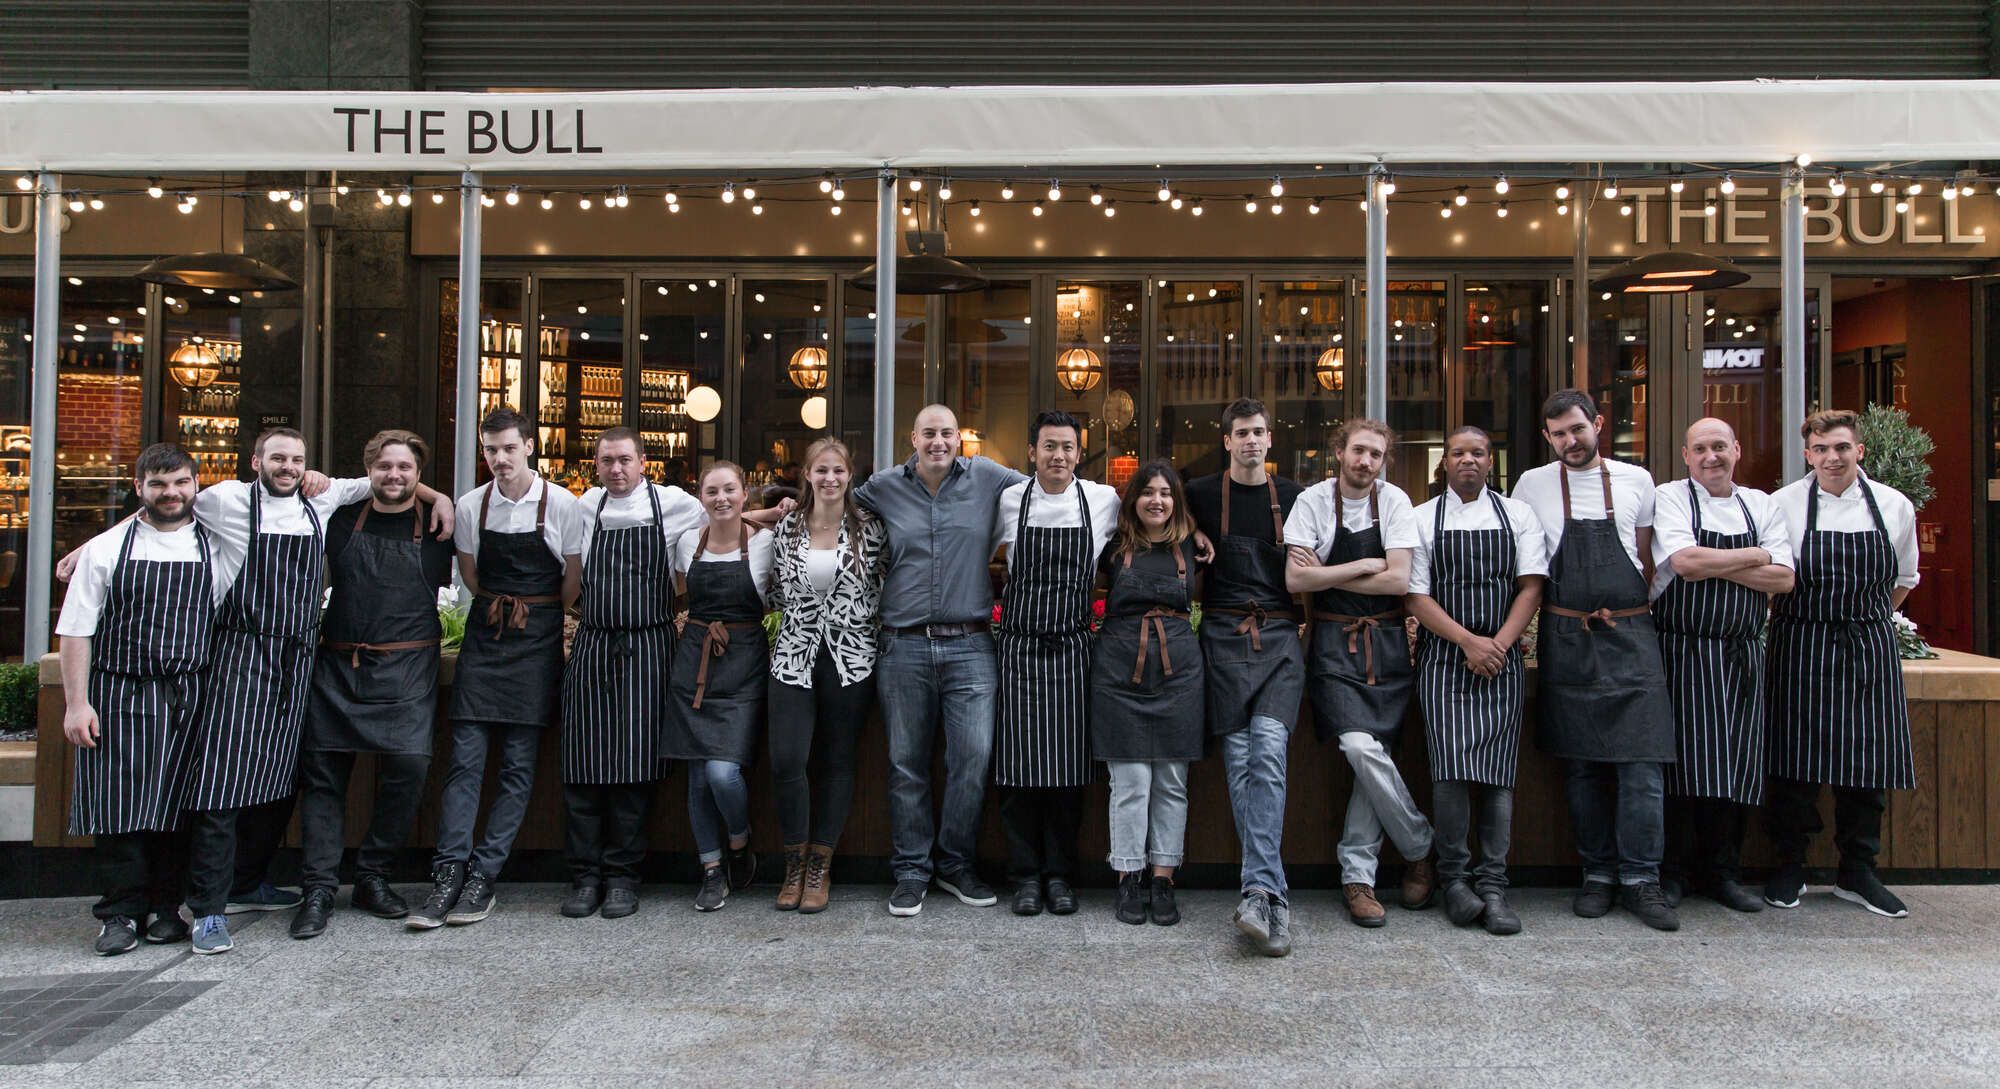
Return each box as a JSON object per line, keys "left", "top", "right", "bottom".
{"left": 638, "top": 278, "right": 725, "bottom": 490}
{"left": 435, "top": 276, "right": 525, "bottom": 492}
{"left": 1157, "top": 279, "right": 1245, "bottom": 482}
{"left": 1358, "top": 280, "right": 1448, "bottom": 500}
{"left": 1051, "top": 280, "right": 1142, "bottom": 486}
{"left": 939, "top": 281, "right": 1031, "bottom": 473}
{"left": 0, "top": 278, "right": 30, "bottom": 659}
{"left": 839, "top": 283, "right": 925, "bottom": 479}
{"left": 162, "top": 289, "right": 244, "bottom": 488}
{"left": 534, "top": 278, "right": 624, "bottom": 492}
{"left": 739, "top": 280, "right": 830, "bottom": 500}
{"left": 1587, "top": 291, "right": 1650, "bottom": 466}
{"left": 1256, "top": 280, "right": 1346, "bottom": 486}
{"left": 1702, "top": 286, "right": 1818, "bottom": 492}
{"left": 54, "top": 275, "right": 149, "bottom": 634}
{"left": 1461, "top": 280, "right": 1550, "bottom": 492}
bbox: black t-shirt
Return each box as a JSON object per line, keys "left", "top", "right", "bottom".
{"left": 1184, "top": 474, "right": 1305, "bottom": 545}
{"left": 324, "top": 500, "right": 458, "bottom": 590}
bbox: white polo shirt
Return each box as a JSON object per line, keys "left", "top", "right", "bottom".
{"left": 452, "top": 475, "right": 586, "bottom": 564}
{"left": 1648, "top": 478, "right": 1794, "bottom": 600}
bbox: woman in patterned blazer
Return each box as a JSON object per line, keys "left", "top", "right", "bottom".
{"left": 766, "top": 437, "right": 888, "bottom": 912}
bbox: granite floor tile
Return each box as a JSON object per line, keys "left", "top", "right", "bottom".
{"left": 816, "top": 997, "right": 1096, "bottom": 1075}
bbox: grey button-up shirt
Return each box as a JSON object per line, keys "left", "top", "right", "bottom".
{"left": 853, "top": 454, "right": 1027, "bottom": 627}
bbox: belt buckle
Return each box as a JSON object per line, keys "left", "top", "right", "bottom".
{"left": 924, "top": 623, "right": 943, "bottom": 639}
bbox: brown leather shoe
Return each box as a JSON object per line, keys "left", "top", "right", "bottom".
{"left": 1401, "top": 855, "right": 1437, "bottom": 910}
{"left": 1343, "top": 882, "right": 1386, "bottom": 928}
{"left": 775, "top": 844, "right": 807, "bottom": 911}
{"left": 798, "top": 844, "right": 834, "bottom": 914}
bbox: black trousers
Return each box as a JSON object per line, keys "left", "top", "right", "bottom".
{"left": 93, "top": 829, "right": 187, "bottom": 921}
{"left": 1766, "top": 776, "right": 1885, "bottom": 874}
{"left": 1432, "top": 781, "right": 1513, "bottom": 895}
{"left": 298, "top": 748, "right": 431, "bottom": 893}
{"left": 1665, "top": 794, "right": 1749, "bottom": 887}
{"left": 998, "top": 785, "right": 1083, "bottom": 884}
{"left": 563, "top": 782, "right": 654, "bottom": 885}
{"left": 185, "top": 795, "right": 294, "bottom": 917}
{"left": 767, "top": 649, "right": 874, "bottom": 849}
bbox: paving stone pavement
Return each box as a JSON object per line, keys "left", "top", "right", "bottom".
{"left": 0, "top": 881, "right": 1995, "bottom": 1087}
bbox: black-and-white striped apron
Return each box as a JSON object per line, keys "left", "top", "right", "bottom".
{"left": 663, "top": 528, "right": 767, "bottom": 767}
{"left": 70, "top": 522, "right": 215, "bottom": 836}
{"left": 1653, "top": 481, "right": 1768, "bottom": 804}
{"left": 1765, "top": 478, "right": 1915, "bottom": 790}
{"left": 1416, "top": 490, "right": 1525, "bottom": 787}
{"left": 562, "top": 486, "right": 675, "bottom": 785}
{"left": 1308, "top": 483, "right": 1414, "bottom": 742}
{"left": 994, "top": 484, "right": 1095, "bottom": 788}
{"left": 184, "top": 487, "right": 325, "bottom": 811}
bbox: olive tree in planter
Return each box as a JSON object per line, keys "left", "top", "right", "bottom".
{"left": 1857, "top": 404, "right": 1939, "bottom": 659}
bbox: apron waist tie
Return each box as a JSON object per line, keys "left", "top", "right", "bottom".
{"left": 1545, "top": 603, "right": 1650, "bottom": 630}
{"left": 690, "top": 619, "right": 762, "bottom": 709}
{"left": 477, "top": 591, "right": 561, "bottom": 639}
{"left": 323, "top": 639, "right": 436, "bottom": 670}
{"left": 1212, "top": 605, "right": 1296, "bottom": 652}
{"left": 1132, "top": 608, "right": 1190, "bottom": 684}
{"left": 1313, "top": 609, "right": 1406, "bottom": 685}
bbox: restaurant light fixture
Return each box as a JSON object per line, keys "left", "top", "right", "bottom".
{"left": 830, "top": 182, "right": 844, "bottom": 201}
{"left": 786, "top": 345, "right": 830, "bottom": 390}
{"left": 1869, "top": 178, "right": 1886, "bottom": 194}
{"left": 1309, "top": 198, "right": 1322, "bottom": 215}
{"left": 1047, "top": 180, "right": 1063, "bottom": 201}
{"left": 1269, "top": 177, "right": 1285, "bottom": 197}
{"left": 146, "top": 179, "right": 164, "bottom": 198}
{"left": 1000, "top": 180, "right": 1015, "bottom": 199}
{"left": 1556, "top": 201, "right": 1570, "bottom": 215}
{"left": 578, "top": 194, "right": 593, "bottom": 210}
{"left": 685, "top": 384, "right": 723, "bottom": 422}
{"left": 1669, "top": 173, "right": 1685, "bottom": 194}
{"left": 1243, "top": 195, "right": 1258, "bottom": 214}
{"left": 505, "top": 186, "right": 520, "bottom": 205}
{"left": 968, "top": 200, "right": 980, "bottom": 217}
{"left": 1906, "top": 181, "right": 1923, "bottom": 195}
{"left": 1602, "top": 179, "right": 1619, "bottom": 199}
{"left": 1894, "top": 196, "right": 1911, "bottom": 214}
{"left": 937, "top": 177, "right": 952, "bottom": 200}
{"left": 1314, "top": 347, "right": 1345, "bottom": 391}
{"left": 1090, "top": 185, "right": 1104, "bottom": 205}
{"left": 1454, "top": 186, "right": 1469, "bottom": 206}
{"left": 1032, "top": 200, "right": 1045, "bottom": 216}
{"left": 741, "top": 183, "right": 757, "bottom": 201}
{"left": 397, "top": 186, "right": 412, "bottom": 207}
{"left": 1703, "top": 198, "right": 1718, "bottom": 216}
{"left": 480, "top": 192, "right": 495, "bottom": 207}
{"left": 1796, "top": 153, "right": 1814, "bottom": 167}
{"left": 1943, "top": 184, "right": 1960, "bottom": 201}
{"left": 168, "top": 339, "right": 223, "bottom": 389}
{"left": 1190, "top": 199, "right": 1203, "bottom": 216}
{"left": 13, "top": 176, "right": 31, "bottom": 191}
{"left": 541, "top": 193, "right": 555, "bottom": 210}
{"left": 720, "top": 182, "right": 736, "bottom": 204}
{"left": 907, "top": 178, "right": 923, "bottom": 192}
{"left": 1554, "top": 180, "right": 1572, "bottom": 200}
{"left": 1621, "top": 199, "right": 1635, "bottom": 216}
{"left": 1592, "top": 251, "right": 1749, "bottom": 295}
{"left": 1829, "top": 173, "right": 1848, "bottom": 196}
{"left": 1157, "top": 180, "right": 1173, "bottom": 202}
{"left": 819, "top": 174, "right": 835, "bottom": 194}
{"left": 1104, "top": 199, "right": 1117, "bottom": 217}
{"left": 1495, "top": 201, "right": 1509, "bottom": 217}
{"left": 1493, "top": 175, "right": 1510, "bottom": 195}
{"left": 176, "top": 193, "right": 196, "bottom": 213}
{"left": 66, "top": 193, "right": 84, "bottom": 213}
{"left": 1381, "top": 176, "right": 1397, "bottom": 196}
{"left": 431, "top": 190, "right": 445, "bottom": 204}
{"left": 1439, "top": 201, "right": 1452, "bottom": 218}
{"left": 1055, "top": 346, "right": 1104, "bottom": 393}
{"left": 1719, "top": 173, "right": 1736, "bottom": 195}
{"left": 137, "top": 251, "right": 301, "bottom": 291}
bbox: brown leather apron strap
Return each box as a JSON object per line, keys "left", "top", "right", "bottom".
{"left": 1131, "top": 607, "right": 1190, "bottom": 685}
{"left": 1313, "top": 608, "right": 1405, "bottom": 685}
{"left": 1213, "top": 603, "right": 1294, "bottom": 652}
{"left": 323, "top": 639, "right": 435, "bottom": 670}
{"left": 476, "top": 591, "right": 561, "bottom": 638}
{"left": 689, "top": 619, "right": 761, "bottom": 709}
{"left": 1544, "top": 603, "right": 1649, "bottom": 630}
{"left": 1558, "top": 462, "right": 1616, "bottom": 522}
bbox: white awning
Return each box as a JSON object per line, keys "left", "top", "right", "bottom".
{"left": 2, "top": 80, "right": 1996, "bottom": 172}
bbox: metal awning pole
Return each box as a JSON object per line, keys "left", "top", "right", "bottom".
{"left": 1364, "top": 165, "right": 1388, "bottom": 421}
{"left": 453, "top": 170, "right": 483, "bottom": 500}
{"left": 1781, "top": 166, "right": 1807, "bottom": 484}
{"left": 873, "top": 168, "right": 898, "bottom": 472}
{"left": 1571, "top": 174, "right": 1590, "bottom": 389}
{"left": 23, "top": 172, "right": 61, "bottom": 663}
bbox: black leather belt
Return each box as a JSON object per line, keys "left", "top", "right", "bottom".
{"left": 882, "top": 621, "right": 992, "bottom": 638}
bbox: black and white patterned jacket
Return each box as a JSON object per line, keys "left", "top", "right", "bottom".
{"left": 768, "top": 507, "right": 888, "bottom": 688}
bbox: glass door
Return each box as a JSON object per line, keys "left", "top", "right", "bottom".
{"left": 160, "top": 287, "right": 244, "bottom": 488}
{"left": 533, "top": 278, "right": 626, "bottom": 491}
{"left": 1254, "top": 278, "right": 1348, "bottom": 485}
{"left": 1585, "top": 289, "right": 1652, "bottom": 468}
{"left": 1050, "top": 279, "right": 1144, "bottom": 485}
{"left": 1357, "top": 279, "right": 1449, "bottom": 499}
{"left": 638, "top": 277, "right": 727, "bottom": 489}
{"left": 838, "top": 281, "right": 925, "bottom": 477}
{"left": 939, "top": 280, "right": 1033, "bottom": 472}
{"left": 739, "top": 279, "right": 832, "bottom": 498}
{"left": 435, "top": 275, "right": 526, "bottom": 492}
{"left": 1698, "top": 282, "right": 1822, "bottom": 492}
{"left": 1459, "top": 279, "right": 1552, "bottom": 492}
{"left": 1154, "top": 278, "right": 1247, "bottom": 482}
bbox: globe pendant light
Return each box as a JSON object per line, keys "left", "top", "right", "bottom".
{"left": 168, "top": 339, "right": 223, "bottom": 389}
{"left": 786, "top": 345, "right": 829, "bottom": 390}
{"left": 1055, "top": 346, "right": 1104, "bottom": 393}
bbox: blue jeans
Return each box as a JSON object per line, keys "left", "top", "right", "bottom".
{"left": 433, "top": 720, "right": 541, "bottom": 880}
{"left": 1565, "top": 759, "right": 1666, "bottom": 885}
{"left": 687, "top": 760, "right": 751, "bottom": 865}
{"left": 876, "top": 630, "right": 997, "bottom": 882}
{"left": 1220, "top": 713, "right": 1291, "bottom": 902}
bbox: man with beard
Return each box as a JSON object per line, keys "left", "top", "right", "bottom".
{"left": 1510, "top": 390, "right": 1679, "bottom": 932}
{"left": 1649, "top": 418, "right": 1793, "bottom": 914}
{"left": 289, "top": 430, "right": 459, "bottom": 939}
{"left": 179, "top": 428, "right": 451, "bottom": 954}
{"left": 1184, "top": 397, "right": 1307, "bottom": 956}
{"left": 57, "top": 444, "right": 221, "bottom": 955}
{"left": 1283, "top": 419, "right": 1433, "bottom": 929}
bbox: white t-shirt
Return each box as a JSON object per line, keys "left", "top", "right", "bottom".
{"left": 575, "top": 483, "right": 707, "bottom": 567}
{"left": 452, "top": 476, "right": 586, "bottom": 564}
{"left": 1769, "top": 472, "right": 1921, "bottom": 591}
{"left": 56, "top": 520, "right": 228, "bottom": 637}
{"left": 1648, "top": 478, "right": 1795, "bottom": 600}
{"left": 1407, "top": 487, "right": 1550, "bottom": 597}
{"left": 1282, "top": 478, "right": 1420, "bottom": 560}
{"left": 1509, "top": 459, "right": 1657, "bottom": 573}
{"left": 193, "top": 477, "right": 372, "bottom": 592}
{"left": 992, "top": 476, "right": 1121, "bottom": 572}
{"left": 674, "top": 527, "right": 778, "bottom": 606}
{"left": 804, "top": 547, "right": 841, "bottom": 596}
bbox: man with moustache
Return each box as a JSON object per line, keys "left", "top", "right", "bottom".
{"left": 558, "top": 427, "right": 707, "bottom": 920}
{"left": 990, "top": 411, "right": 1120, "bottom": 916}
{"left": 1511, "top": 390, "right": 1679, "bottom": 931}
{"left": 57, "top": 444, "right": 221, "bottom": 955}
{"left": 1184, "top": 397, "right": 1307, "bottom": 956}
{"left": 409, "top": 407, "right": 584, "bottom": 929}
{"left": 289, "top": 430, "right": 459, "bottom": 939}
{"left": 853, "top": 403, "right": 1026, "bottom": 917}
{"left": 1764, "top": 410, "right": 1921, "bottom": 918}
{"left": 1649, "top": 418, "right": 1794, "bottom": 914}
{"left": 1283, "top": 419, "right": 1433, "bottom": 929}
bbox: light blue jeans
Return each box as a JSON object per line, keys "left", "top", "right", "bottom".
{"left": 1220, "top": 713, "right": 1291, "bottom": 902}
{"left": 687, "top": 759, "right": 751, "bottom": 865}
{"left": 1106, "top": 760, "right": 1190, "bottom": 871}
{"left": 876, "top": 631, "right": 998, "bottom": 882}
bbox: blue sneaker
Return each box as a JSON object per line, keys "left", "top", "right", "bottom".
{"left": 225, "top": 883, "right": 302, "bottom": 914}
{"left": 191, "top": 914, "right": 232, "bottom": 955}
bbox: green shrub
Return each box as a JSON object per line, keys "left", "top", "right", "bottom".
{"left": 1859, "top": 404, "right": 1935, "bottom": 511}
{"left": 0, "top": 661, "right": 39, "bottom": 733}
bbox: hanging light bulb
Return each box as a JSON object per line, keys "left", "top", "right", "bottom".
{"left": 907, "top": 177, "right": 923, "bottom": 192}
{"left": 287, "top": 195, "right": 304, "bottom": 212}
{"left": 830, "top": 182, "right": 844, "bottom": 201}
{"left": 431, "top": 190, "right": 445, "bottom": 204}
{"left": 147, "top": 179, "right": 164, "bottom": 199}
{"left": 1704, "top": 198, "right": 1718, "bottom": 217}
{"left": 1556, "top": 201, "right": 1570, "bottom": 216}
{"left": 1269, "top": 177, "right": 1284, "bottom": 197}
{"left": 1047, "top": 179, "right": 1063, "bottom": 202}
{"left": 968, "top": 200, "right": 980, "bottom": 217}
{"left": 1943, "top": 184, "right": 1959, "bottom": 201}
{"left": 1309, "top": 197, "right": 1323, "bottom": 215}
{"left": 1090, "top": 185, "right": 1104, "bottom": 205}
{"left": 480, "top": 193, "right": 495, "bottom": 207}
{"left": 578, "top": 194, "right": 593, "bottom": 210}
{"left": 1866, "top": 178, "right": 1885, "bottom": 194}
{"left": 1603, "top": 179, "right": 1620, "bottom": 199}
{"left": 1495, "top": 201, "right": 1509, "bottom": 218}
{"left": 1494, "top": 175, "right": 1510, "bottom": 195}
{"left": 1158, "top": 180, "right": 1173, "bottom": 202}
{"left": 540, "top": 193, "right": 555, "bottom": 210}
{"left": 377, "top": 188, "right": 393, "bottom": 206}
{"left": 1244, "top": 195, "right": 1258, "bottom": 213}
{"left": 335, "top": 183, "right": 349, "bottom": 196}
{"left": 1454, "top": 186, "right": 1469, "bottom": 206}
{"left": 1439, "top": 201, "right": 1452, "bottom": 218}
{"left": 1906, "top": 181, "right": 1923, "bottom": 196}
{"left": 1190, "top": 199, "right": 1203, "bottom": 216}
{"left": 751, "top": 202, "right": 764, "bottom": 215}
{"left": 1269, "top": 199, "right": 1282, "bottom": 215}
{"left": 617, "top": 186, "right": 631, "bottom": 207}
{"left": 1103, "top": 200, "right": 1116, "bottom": 218}
{"left": 937, "top": 177, "right": 952, "bottom": 200}
{"left": 819, "top": 173, "right": 835, "bottom": 194}
{"left": 266, "top": 189, "right": 283, "bottom": 202}
{"left": 1829, "top": 173, "right": 1848, "bottom": 196}
{"left": 741, "top": 183, "right": 757, "bottom": 201}
{"left": 1554, "top": 180, "right": 1572, "bottom": 200}
{"left": 1031, "top": 200, "right": 1045, "bottom": 217}
{"left": 1169, "top": 194, "right": 1184, "bottom": 210}
{"left": 176, "top": 193, "right": 196, "bottom": 214}
{"left": 397, "top": 186, "right": 413, "bottom": 207}
{"left": 720, "top": 182, "right": 736, "bottom": 204}
{"left": 14, "top": 175, "right": 32, "bottom": 191}
{"left": 87, "top": 197, "right": 104, "bottom": 211}
{"left": 1380, "top": 176, "right": 1397, "bottom": 196}
{"left": 1894, "top": 196, "right": 1911, "bottom": 214}
{"left": 664, "top": 189, "right": 679, "bottom": 206}
{"left": 1960, "top": 179, "right": 1977, "bottom": 197}
{"left": 505, "top": 185, "right": 520, "bottom": 205}
{"left": 66, "top": 193, "right": 85, "bottom": 213}
{"left": 1669, "top": 173, "right": 1686, "bottom": 194}
{"left": 900, "top": 200, "right": 914, "bottom": 217}
{"left": 1720, "top": 173, "right": 1737, "bottom": 195}
{"left": 1796, "top": 153, "right": 1814, "bottom": 167}
{"left": 1620, "top": 199, "right": 1634, "bottom": 216}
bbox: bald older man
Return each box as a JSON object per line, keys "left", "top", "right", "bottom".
{"left": 854, "top": 404, "right": 1027, "bottom": 917}
{"left": 1648, "top": 418, "right": 1794, "bottom": 912}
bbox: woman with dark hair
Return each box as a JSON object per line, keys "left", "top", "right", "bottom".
{"left": 1089, "top": 460, "right": 1205, "bottom": 926}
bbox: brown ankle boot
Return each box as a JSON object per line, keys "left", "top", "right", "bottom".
{"left": 776, "top": 844, "right": 807, "bottom": 911}
{"left": 798, "top": 844, "right": 834, "bottom": 914}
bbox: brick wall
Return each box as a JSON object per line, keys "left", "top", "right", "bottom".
{"left": 56, "top": 373, "right": 143, "bottom": 455}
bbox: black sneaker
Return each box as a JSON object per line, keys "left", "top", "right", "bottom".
{"left": 352, "top": 874, "right": 409, "bottom": 919}
{"left": 406, "top": 861, "right": 466, "bottom": 930}
{"left": 289, "top": 887, "right": 334, "bottom": 940}
{"left": 1045, "top": 877, "right": 1078, "bottom": 916}
{"left": 1624, "top": 881, "right": 1681, "bottom": 931}
{"left": 1114, "top": 872, "right": 1147, "bottom": 925}
{"left": 1706, "top": 879, "right": 1765, "bottom": 914}
{"left": 1763, "top": 863, "right": 1807, "bottom": 909}
{"left": 887, "top": 878, "right": 928, "bottom": 917}
{"left": 1443, "top": 880, "right": 1485, "bottom": 926}
{"left": 1572, "top": 881, "right": 1616, "bottom": 918}
{"left": 694, "top": 866, "right": 729, "bottom": 912}
{"left": 1833, "top": 869, "right": 1909, "bottom": 918}
{"left": 445, "top": 870, "right": 496, "bottom": 925}
{"left": 144, "top": 911, "right": 189, "bottom": 944}
{"left": 94, "top": 916, "right": 139, "bottom": 957}
{"left": 600, "top": 884, "right": 639, "bottom": 920}
{"left": 1148, "top": 874, "right": 1180, "bottom": 927}
{"left": 560, "top": 879, "right": 604, "bottom": 919}
{"left": 935, "top": 867, "right": 997, "bottom": 907}
{"left": 1011, "top": 879, "right": 1044, "bottom": 917}
{"left": 1660, "top": 875, "right": 1685, "bottom": 908}
{"left": 1481, "top": 891, "right": 1522, "bottom": 936}
{"left": 725, "top": 845, "right": 758, "bottom": 891}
